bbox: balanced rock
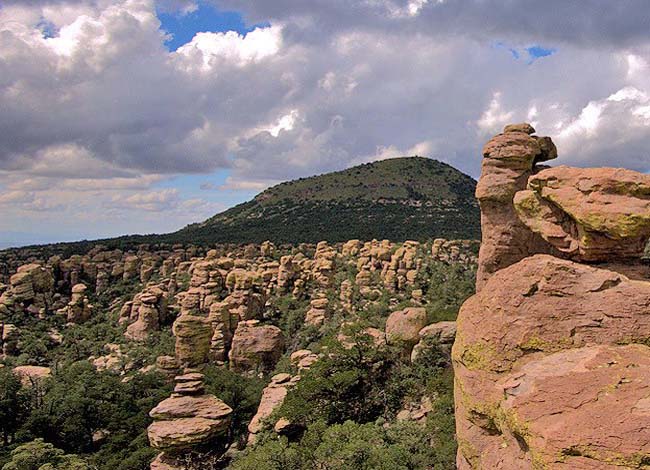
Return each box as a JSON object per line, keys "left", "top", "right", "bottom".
{"left": 125, "top": 286, "right": 168, "bottom": 341}
{"left": 475, "top": 124, "right": 557, "bottom": 289}
{"left": 148, "top": 373, "right": 232, "bottom": 466}
{"left": 454, "top": 125, "right": 650, "bottom": 469}
{"left": 64, "top": 283, "right": 92, "bottom": 323}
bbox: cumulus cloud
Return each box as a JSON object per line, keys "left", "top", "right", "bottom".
{"left": 0, "top": 190, "right": 66, "bottom": 212}
{"left": 1, "top": 0, "right": 650, "bottom": 243}
{"left": 173, "top": 25, "right": 282, "bottom": 72}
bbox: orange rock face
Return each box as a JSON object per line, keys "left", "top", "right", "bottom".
{"left": 475, "top": 124, "right": 558, "bottom": 290}
{"left": 454, "top": 124, "right": 650, "bottom": 469}
{"left": 228, "top": 320, "right": 285, "bottom": 373}
{"left": 515, "top": 166, "right": 650, "bottom": 261}
{"left": 455, "top": 252, "right": 650, "bottom": 469}
{"left": 385, "top": 307, "right": 428, "bottom": 352}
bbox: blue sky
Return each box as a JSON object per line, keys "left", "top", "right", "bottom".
{"left": 158, "top": 1, "right": 267, "bottom": 51}
{"left": 494, "top": 42, "right": 557, "bottom": 64}
{"left": 154, "top": 2, "right": 266, "bottom": 212}
{"left": 1, "top": 0, "right": 649, "bottom": 246}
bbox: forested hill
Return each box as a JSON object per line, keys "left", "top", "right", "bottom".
{"left": 1, "top": 157, "right": 480, "bottom": 257}
{"left": 172, "top": 156, "right": 480, "bottom": 244}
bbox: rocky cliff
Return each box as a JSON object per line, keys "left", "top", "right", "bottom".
{"left": 454, "top": 124, "right": 650, "bottom": 469}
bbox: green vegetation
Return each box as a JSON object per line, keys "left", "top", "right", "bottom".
{"left": 2, "top": 439, "right": 90, "bottom": 470}
{"left": 0, "top": 236, "right": 478, "bottom": 470}
{"left": 230, "top": 257, "right": 476, "bottom": 470}
{"left": 231, "top": 332, "right": 457, "bottom": 470}
{"left": 179, "top": 157, "right": 479, "bottom": 244}
{"left": 0, "top": 157, "right": 479, "bottom": 256}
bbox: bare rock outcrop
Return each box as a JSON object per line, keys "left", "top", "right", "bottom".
{"left": 515, "top": 166, "right": 650, "bottom": 261}
{"left": 124, "top": 286, "right": 169, "bottom": 341}
{"left": 148, "top": 373, "right": 232, "bottom": 470}
{"left": 228, "top": 320, "right": 285, "bottom": 373}
{"left": 13, "top": 365, "right": 51, "bottom": 387}
{"left": 247, "top": 350, "right": 319, "bottom": 443}
{"left": 0, "top": 263, "right": 55, "bottom": 317}
{"left": 385, "top": 307, "right": 428, "bottom": 353}
{"left": 173, "top": 315, "right": 212, "bottom": 368}
{"left": 304, "top": 294, "right": 330, "bottom": 327}
{"left": 411, "top": 320, "right": 456, "bottom": 363}
{"left": 475, "top": 123, "right": 557, "bottom": 290}
{"left": 247, "top": 373, "right": 298, "bottom": 443}
{"left": 454, "top": 124, "right": 650, "bottom": 469}
{"left": 1, "top": 322, "right": 19, "bottom": 358}
{"left": 61, "top": 283, "right": 93, "bottom": 323}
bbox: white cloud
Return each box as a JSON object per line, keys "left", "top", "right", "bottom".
{"left": 0, "top": 190, "right": 66, "bottom": 211}
{"left": 202, "top": 176, "right": 278, "bottom": 191}
{"left": 107, "top": 188, "right": 180, "bottom": 212}
{"left": 265, "top": 109, "right": 299, "bottom": 137}
{"left": 351, "top": 140, "right": 434, "bottom": 166}
{"left": 173, "top": 25, "right": 283, "bottom": 72}
{"left": 476, "top": 92, "right": 515, "bottom": 135}
{"left": 1, "top": 0, "right": 650, "bottom": 242}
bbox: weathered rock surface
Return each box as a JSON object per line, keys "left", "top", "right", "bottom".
{"left": 411, "top": 320, "right": 456, "bottom": 362}
{"left": 173, "top": 315, "right": 212, "bottom": 367}
{"left": 124, "top": 285, "right": 169, "bottom": 341}
{"left": 229, "top": 320, "right": 285, "bottom": 373}
{"left": 385, "top": 307, "right": 428, "bottom": 351}
{"left": 61, "top": 283, "right": 93, "bottom": 323}
{"left": 247, "top": 373, "right": 297, "bottom": 443}
{"left": 455, "top": 124, "right": 650, "bottom": 469}
{"left": 455, "top": 255, "right": 650, "bottom": 374}
{"left": 12, "top": 365, "right": 51, "bottom": 387}
{"left": 515, "top": 166, "right": 650, "bottom": 261}
{"left": 475, "top": 124, "right": 557, "bottom": 290}
{"left": 148, "top": 373, "right": 232, "bottom": 468}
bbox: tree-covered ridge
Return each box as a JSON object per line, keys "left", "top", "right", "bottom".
{"left": 0, "top": 156, "right": 478, "bottom": 256}
{"left": 247, "top": 157, "right": 474, "bottom": 205}
{"left": 180, "top": 156, "right": 479, "bottom": 244}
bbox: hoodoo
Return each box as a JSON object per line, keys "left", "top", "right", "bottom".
{"left": 454, "top": 124, "right": 650, "bottom": 469}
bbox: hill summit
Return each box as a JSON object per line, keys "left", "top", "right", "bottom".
{"left": 172, "top": 156, "right": 480, "bottom": 244}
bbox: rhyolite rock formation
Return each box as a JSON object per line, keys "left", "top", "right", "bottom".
{"left": 148, "top": 372, "right": 232, "bottom": 469}
{"left": 385, "top": 307, "right": 428, "bottom": 353}
{"left": 411, "top": 320, "right": 456, "bottom": 363}
{"left": 454, "top": 124, "right": 650, "bottom": 469}
{"left": 229, "top": 320, "right": 285, "bottom": 373}
{"left": 475, "top": 123, "right": 558, "bottom": 290}
{"left": 515, "top": 166, "right": 650, "bottom": 261}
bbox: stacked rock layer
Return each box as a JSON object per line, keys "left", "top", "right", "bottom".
{"left": 454, "top": 123, "right": 650, "bottom": 469}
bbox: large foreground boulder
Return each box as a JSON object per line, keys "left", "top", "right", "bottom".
{"left": 454, "top": 250, "right": 650, "bottom": 469}
{"left": 515, "top": 166, "right": 650, "bottom": 261}
{"left": 454, "top": 124, "right": 650, "bottom": 469}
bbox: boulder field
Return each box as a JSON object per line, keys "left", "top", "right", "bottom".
{"left": 454, "top": 123, "right": 650, "bottom": 469}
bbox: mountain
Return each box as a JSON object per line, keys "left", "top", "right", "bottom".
{"left": 1, "top": 157, "right": 480, "bottom": 256}
{"left": 170, "top": 156, "right": 479, "bottom": 244}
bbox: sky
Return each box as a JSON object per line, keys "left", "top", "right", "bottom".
{"left": 1, "top": 0, "right": 650, "bottom": 247}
